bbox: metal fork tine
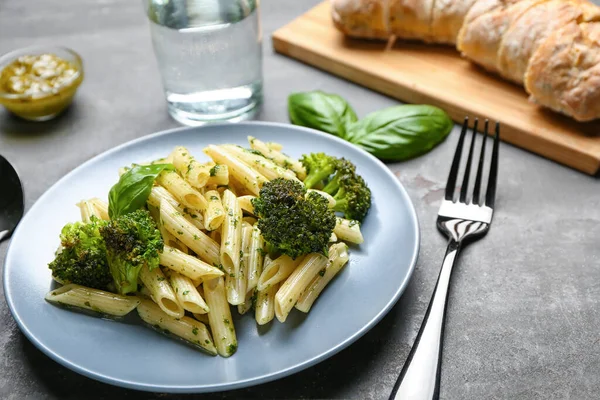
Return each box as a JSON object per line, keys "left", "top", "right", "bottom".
{"left": 445, "top": 117, "right": 469, "bottom": 201}
{"left": 472, "top": 119, "right": 489, "bottom": 205}
{"left": 459, "top": 118, "right": 478, "bottom": 203}
{"left": 485, "top": 122, "right": 500, "bottom": 207}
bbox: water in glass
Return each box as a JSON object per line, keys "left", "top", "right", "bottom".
{"left": 146, "top": 0, "right": 263, "bottom": 125}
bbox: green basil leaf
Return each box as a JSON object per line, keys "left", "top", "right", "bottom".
{"left": 108, "top": 164, "right": 174, "bottom": 219}
{"left": 288, "top": 91, "right": 358, "bottom": 138}
{"left": 346, "top": 105, "right": 453, "bottom": 161}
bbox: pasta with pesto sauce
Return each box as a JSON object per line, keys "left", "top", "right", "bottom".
{"left": 45, "top": 138, "right": 370, "bottom": 358}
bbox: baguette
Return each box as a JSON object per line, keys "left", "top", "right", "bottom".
{"left": 497, "top": 0, "right": 600, "bottom": 83}
{"left": 389, "top": 0, "right": 436, "bottom": 42}
{"left": 525, "top": 21, "right": 600, "bottom": 121}
{"left": 457, "top": 0, "right": 547, "bottom": 75}
{"left": 431, "top": 0, "right": 478, "bottom": 44}
{"left": 331, "top": 0, "right": 390, "bottom": 39}
{"left": 331, "top": 0, "right": 600, "bottom": 121}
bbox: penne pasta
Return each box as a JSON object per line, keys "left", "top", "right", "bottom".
{"left": 209, "top": 228, "right": 222, "bottom": 245}
{"left": 205, "top": 164, "right": 229, "bottom": 186}
{"left": 157, "top": 170, "right": 208, "bottom": 212}
{"left": 231, "top": 222, "right": 252, "bottom": 308}
{"left": 183, "top": 212, "right": 205, "bottom": 232}
{"left": 160, "top": 201, "right": 220, "bottom": 266}
{"left": 160, "top": 245, "right": 224, "bottom": 282}
{"left": 224, "top": 274, "right": 239, "bottom": 306}
{"left": 203, "top": 277, "right": 237, "bottom": 357}
{"left": 77, "top": 200, "right": 99, "bottom": 223}
{"left": 88, "top": 198, "right": 110, "bottom": 221}
{"left": 193, "top": 312, "right": 209, "bottom": 324}
{"left": 149, "top": 204, "right": 189, "bottom": 254}
{"left": 334, "top": 217, "right": 364, "bottom": 244}
{"left": 247, "top": 223, "right": 264, "bottom": 293}
{"left": 148, "top": 186, "right": 206, "bottom": 230}
{"left": 263, "top": 254, "right": 274, "bottom": 270}
{"left": 255, "top": 283, "right": 279, "bottom": 325}
{"left": 227, "top": 175, "right": 252, "bottom": 197}
{"left": 217, "top": 183, "right": 236, "bottom": 197}
{"left": 237, "top": 195, "right": 256, "bottom": 215}
{"left": 307, "top": 189, "right": 336, "bottom": 208}
{"left": 139, "top": 265, "right": 184, "bottom": 319}
{"left": 191, "top": 278, "right": 203, "bottom": 287}
{"left": 237, "top": 289, "right": 255, "bottom": 315}
{"left": 162, "top": 229, "right": 189, "bottom": 254}
{"left": 138, "top": 285, "right": 153, "bottom": 300}
{"left": 203, "top": 190, "right": 225, "bottom": 231}
{"left": 147, "top": 185, "right": 178, "bottom": 208}
{"left": 219, "top": 190, "right": 242, "bottom": 274}
{"left": 196, "top": 284, "right": 205, "bottom": 298}
{"left": 167, "top": 270, "right": 210, "bottom": 314}
{"left": 221, "top": 144, "right": 300, "bottom": 182}
{"left": 45, "top": 284, "right": 140, "bottom": 317}
{"left": 203, "top": 145, "right": 267, "bottom": 196}
{"left": 242, "top": 216, "right": 257, "bottom": 225}
{"left": 274, "top": 253, "right": 329, "bottom": 322}
{"left": 137, "top": 299, "right": 217, "bottom": 356}
{"left": 257, "top": 255, "right": 305, "bottom": 291}
{"left": 248, "top": 136, "right": 306, "bottom": 179}
{"left": 265, "top": 141, "right": 283, "bottom": 151}
{"left": 146, "top": 188, "right": 169, "bottom": 212}
{"left": 296, "top": 243, "right": 350, "bottom": 313}
{"left": 171, "top": 146, "right": 210, "bottom": 188}
{"left": 329, "top": 232, "right": 338, "bottom": 243}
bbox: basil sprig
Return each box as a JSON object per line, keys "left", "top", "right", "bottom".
{"left": 108, "top": 164, "right": 174, "bottom": 219}
{"left": 288, "top": 91, "right": 358, "bottom": 138}
{"left": 288, "top": 91, "right": 453, "bottom": 161}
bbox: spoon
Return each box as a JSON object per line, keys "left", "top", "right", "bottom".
{"left": 0, "top": 155, "right": 24, "bottom": 242}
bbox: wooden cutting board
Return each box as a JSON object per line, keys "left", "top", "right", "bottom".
{"left": 272, "top": 1, "right": 600, "bottom": 175}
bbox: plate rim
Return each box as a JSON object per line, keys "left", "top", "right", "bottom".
{"left": 3, "top": 121, "right": 420, "bottom": 393}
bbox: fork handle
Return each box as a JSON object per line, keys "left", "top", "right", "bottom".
{"left": 389, "top": 239, "right": 461, "bottom": 400}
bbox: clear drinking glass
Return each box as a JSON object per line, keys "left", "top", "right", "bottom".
{"left": 144, "top": 0, "right": 263, "bottom": 125}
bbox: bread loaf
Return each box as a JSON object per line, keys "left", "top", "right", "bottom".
{"left": 431, "top": 0, "right": 478, "bottom": 44}
{"left": 331, "top": 0, "right": 600, "bottom": 121}
{"left": 389, "top": 0, "right": 435, "bottom": 41}
{"left": 331, "top": 0, "right": 389, "bottom": 39}
{"left": 525, "top": 21, "right": 600, "bottom": 121}
{"left": 457, "top": 0, "right": 547, "bottom": 76}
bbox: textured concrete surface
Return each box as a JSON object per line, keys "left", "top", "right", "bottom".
{"left": 1, "top": 1, "right": 599, "bottom": 399}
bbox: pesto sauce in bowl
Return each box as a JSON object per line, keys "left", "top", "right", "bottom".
{"left": 0, "top": 47, "right": 83, "bottom": 121}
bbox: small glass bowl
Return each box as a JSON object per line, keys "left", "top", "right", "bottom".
{"left": 0, "top": 45, "right": 84, "bottom": 121}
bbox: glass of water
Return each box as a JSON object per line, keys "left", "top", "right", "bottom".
{"left": 144, "top": 0, "right": 263, "bottom": 125}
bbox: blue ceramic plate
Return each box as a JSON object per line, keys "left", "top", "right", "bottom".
{"left": 3, "top": 122, "right": 419, "bottom": 393}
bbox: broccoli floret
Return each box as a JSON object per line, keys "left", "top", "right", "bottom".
{"left": 322, "top": 158, "right": 372, "bottom": 222}
{"left": 252, "top": 178, "right": 336, "bottom": 259}
{"left": 300, "top": 153, "right": 338, "bottom": 189}
{"left": 100, "top": 210, "right": 163, "bottom": 295}
{"left": 48, "top": 217, "right": 112, "bottom": 290}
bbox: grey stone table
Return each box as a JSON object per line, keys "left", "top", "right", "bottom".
{"left": 1, "top": 1, "right": 599, "bottom": 399}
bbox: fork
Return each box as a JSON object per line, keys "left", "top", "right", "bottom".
{"left": 389, "top": 118, "right": 500, "bottom": 400}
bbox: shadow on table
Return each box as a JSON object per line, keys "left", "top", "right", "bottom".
{"left": 0, "top": 102, "right": 80, "bottom": 138}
